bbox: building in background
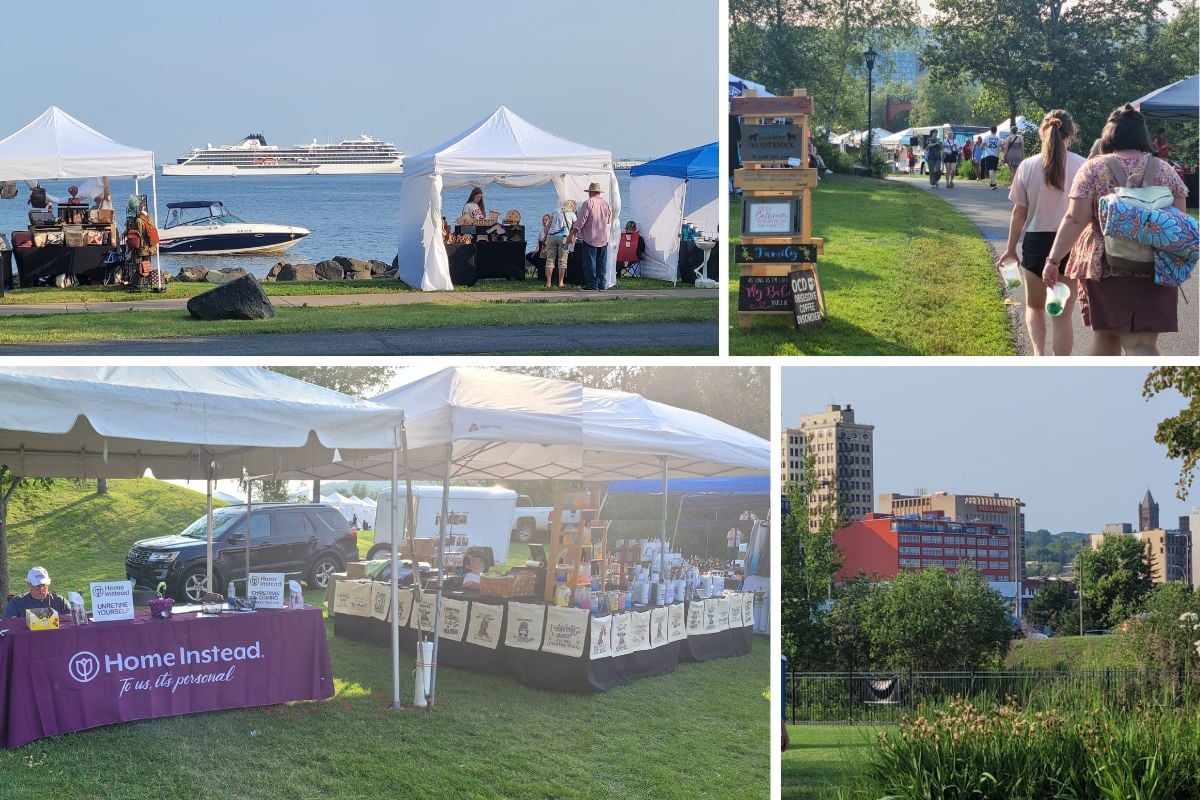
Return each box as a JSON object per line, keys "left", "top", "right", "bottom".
{"left": 1089, "top": 527, "right": 1190, "bottom": 584}
{"left": 1139, "top": 489, "right": 1160, "bottom": 531}
{"left": 1191, "top": 509, "right": 1200, "bottom": 590}
{"left": 878, "top": 492, "right": 1025, "bottom": 582}
{"left": 1103, "top": 523, "right": 1133, "bottom": 535}
{"left": 781, "top": 404, "right": 875, "bottom": 531}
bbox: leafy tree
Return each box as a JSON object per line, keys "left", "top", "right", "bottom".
{"left": 238, "top": 478, "right": 291, "bottom": 504}
{"left": 1025, "top": 579, "right": 1076, "bottom": 635}
{"left": 265, "top": 367, "right": 396, "bottom": 399}
{"left": 1076, "top": 535, "right": 1154, "bottom": 629}
{"left": 0, "top": 470, "right": 55, "bottom": 600}
{"left": 1144, "top": 367, "right": 1200, "bottom": 500}
{"left": 826, "top": 575, "right": 873, "bottom": 670}
{"left": 1130, "top": 582, "right": 1200, "bottom": 674}
{"left": 910, "top": 73, "right": 981, "bottom": 127}
{"left": 861, "top": 566, "right": 1012, "bottom": 670}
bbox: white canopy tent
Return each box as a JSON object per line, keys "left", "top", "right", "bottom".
{"left": 277, "top": 366, "right": 769, "bottom": 707}
{"left": 396, "top": 107, "right": 621, "bottom": 290}
{"left": 627, "top": 143, "right": 718, "bottom": 283}
{"left": 993, "top": 115, "right": 1036, "bottom": 133}
{"left": 880, "top": 128, "right": 915, "bottom": 146}
{"left": 0, "top": 107, "right": 162, "bottom": 280}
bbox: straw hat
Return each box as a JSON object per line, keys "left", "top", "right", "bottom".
{"left": 586, "top": 182, "right": 603, "bottom": 193}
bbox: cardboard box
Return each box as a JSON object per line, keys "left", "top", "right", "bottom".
{"left": 26, "top": 607, "right": 60, "bottom": 630}
{"left": 345, "top": 561, "right": 368, "bottom": 578}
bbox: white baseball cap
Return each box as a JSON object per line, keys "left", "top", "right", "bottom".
{"left": 27, "top": 566, "right": 51, "bottom": 586}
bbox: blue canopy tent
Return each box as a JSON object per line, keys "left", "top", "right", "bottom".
{"left": 728, "top": 74, "right": 773, "bottom": 98}
{"left": 626, "top": 142, "right": 719, "bottom": 282}
{"left": 1132, "top": 74, "right": 1199, "bottom": 120}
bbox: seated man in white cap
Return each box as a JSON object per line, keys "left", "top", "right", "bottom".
{"left": 4, "top": 566, "right": 71, "bottom": 618}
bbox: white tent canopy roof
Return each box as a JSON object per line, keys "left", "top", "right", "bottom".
{"left": 0, "top": 106, "right": 155, "bottom": 180}
{"left": 277, "top": 367, "right": 769, "bottom": 483}
{"left": 403, "top": 106, "right": 613, "bottom": 182}
{"left": 0, "top": 367, "right": 404, "bottom": 479}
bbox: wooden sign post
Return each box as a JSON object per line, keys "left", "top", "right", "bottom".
{"left": 733, "top": 88, "right": 825, "bottom": 329}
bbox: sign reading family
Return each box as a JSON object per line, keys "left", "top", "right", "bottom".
{"left": 90, "top": 580, "right": 134, "bottom": 621}
{"left": 247, "top": 573, "right": 285, "bottom": 609}
{"left": 736, "top": 243, "right": 818, "bottom": 264}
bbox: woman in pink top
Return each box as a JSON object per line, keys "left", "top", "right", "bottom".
{"left": 1043, "top": 104, "right": 1189, "bottom": 355}
{"left": 996, "top": 110, "right": 1085, "bottom": 355}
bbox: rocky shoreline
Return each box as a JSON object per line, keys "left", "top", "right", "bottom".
{"left": 173, "top": 256, "right": 398, "bottom": 284}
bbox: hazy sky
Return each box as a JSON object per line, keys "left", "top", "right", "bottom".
{"left": 11, "top": 0, "right": 715, "bottom": 161}
{"left": 781, "top": 367, "right": 1195, "bottom": 534}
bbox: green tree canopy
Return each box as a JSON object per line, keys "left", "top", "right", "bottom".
{"left": 1025, "top": 578, "right": 1077, "bottom": 635}
{"left": 1144, "top": 367, "right": 1200, "bottom": 500}
{"left": 1076, "top": 535, "right": 1154, "bottom": 629}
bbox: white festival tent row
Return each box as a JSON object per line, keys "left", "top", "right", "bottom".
{"left": 0, "top": 107, "right": 164, "bottom": 280}
{"left": 277, "top": 366, "right": 770, "bottom": 708}
{"left": 396, "top": 107, "right": 622, "bottom": 291}
{"left": 0, "top": 366, "right": 412, "bottom": 684}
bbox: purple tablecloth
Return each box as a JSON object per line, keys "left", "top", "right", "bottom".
{"left": 0, "top": 607, "right": 332, "bottom": 748}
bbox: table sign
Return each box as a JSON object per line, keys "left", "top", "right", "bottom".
{"left": 465, "top": 601, "right": 503, "bottom": 649}
{"left": 789, "top": 265, "right": 826, "bottom": 330}
{"left": 90, "top": 580, "right": 134, "bottom": 622}
{"left": 589, "top": 614, "right": 614, "bottom": 660}
{"left": 736, "top": 242, "right": 818, "bottom": 264}
{"left": 246, "top": 573, "right": 285, "bottom": 609}
{"left": 542, "top": 606, "right": 588, "bottom": 658}
{"left": 737, "top": 274, "right": 793, "bottom": 312}
{"left": 740, "top": 124, "right": 806, "bottom": 162}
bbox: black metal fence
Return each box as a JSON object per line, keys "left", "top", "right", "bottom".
{"left": 785, "top": 669, "right": 1197, "bottom": 724}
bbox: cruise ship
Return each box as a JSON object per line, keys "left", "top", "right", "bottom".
{"left": 162, "top": 134, "right": 404, "bottom": 176}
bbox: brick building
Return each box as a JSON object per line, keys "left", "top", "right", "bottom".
{"left": 834, "top": 511, "right": 1013, "bottom": 584}
{"left": 877, "top": 492, "right": 1024, "bottom": 582}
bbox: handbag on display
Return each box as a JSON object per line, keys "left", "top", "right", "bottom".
{"left": 46, "top": 231, "right": 64, "bottom": 246}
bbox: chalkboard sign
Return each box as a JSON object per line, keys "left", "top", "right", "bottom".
{"left": 736, "top": 243, "right": 818, "bottom": 264}
{"left": 741, "top": 124, "right": 805, "bottom": 162}
{"left": 742, "top": 197, "right": 801, "bottom": 235}
{"left": 737, "top": 274, "right": 793, "bottom": 312}
{"left": 789, "top": 266, "right": 825, "bottom": 330}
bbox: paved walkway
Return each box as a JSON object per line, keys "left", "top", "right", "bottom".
{"left": 891, "top": 174, "right": 1198, "bottom": 356}
{"left": 0, "top": 322, "right": 716, "bottom": 356}
{"left": 0, "top": 286, "right": 715, "bottom": 317}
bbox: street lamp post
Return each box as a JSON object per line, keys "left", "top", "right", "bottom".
{"left": 864, "top": 45, "right": 878, "bottom": 173}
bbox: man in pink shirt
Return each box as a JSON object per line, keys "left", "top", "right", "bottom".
{"left": 568, "top": 182, "right": 613, "bottom": 290}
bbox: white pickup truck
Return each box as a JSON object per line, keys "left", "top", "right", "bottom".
{"left": 511, "top": 494, "right": 580, "bottom": 543}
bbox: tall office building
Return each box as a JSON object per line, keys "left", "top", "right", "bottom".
{"left": 878, "top": 492, "right": 1025, "bottom": 582}
{"left": 1139, "top": 489, "right": 1160, "bottom": 531}
{"left": 781, "top": 404, "right": 875, "bottom": 531}
{"left": 1090, "top": 528, "right": 1189, "bottom": 584}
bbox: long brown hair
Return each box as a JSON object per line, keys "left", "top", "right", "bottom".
{"left": 467, "top": 186, "right": 485, "bottom": 218}
{"left": 1040, "top": 110, "right": 1075, "bottom": 190}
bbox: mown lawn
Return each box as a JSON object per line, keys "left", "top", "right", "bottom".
{"left": 0, "top": 277, "right": 684, "bottom": 304}
{"left": 783, "top": 725, "right": 877, "bottom": 800}
{"left": 1005, "top": 634, "right": 1138, "bottom": 670}
{"left": 0, "top": 480, "right": 768, "bottom": 798}
{"left": 0, "top": 297, "right": 716, "bottom": 345}
{"left": 729, "top": 175, "right": 1014, "bottom": 355}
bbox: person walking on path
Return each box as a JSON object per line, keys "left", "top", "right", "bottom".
{"left": 996, "top": 110, "right": 1085, "bottom": 355}
{"left": 972, "top": 136, "right": 984, "bottom": 181}
{"left": 1042, "top": 104, "right": 1189, "bottom": 356}
{"left": 924, "top": 138, "right": 944, "bottom": 187}
{"left": 981, "top": 126, "right": 1003, "bottom": 189}
{"left": 1002, "top": 125, "right": 1024, "bottom": 173}
{"left": 568, "top": 182, "right": 612, "bottom": 291}
{"left": 942, "top": 138, "right": 959, "bottom": 187}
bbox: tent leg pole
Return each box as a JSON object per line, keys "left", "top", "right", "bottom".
{"left": 391, "top": 425, "right": 403, "bottom": 711}
{"left": 206, "top": 467, "right": 214, "bottom": 595}
{"left": 660, "top": 457, "right": 668, "bottom": 591}
{"left": 244, "top": 479, "right": 252, "bottom": 593}
{"left": 151, "top": 170, "right": 161, "bottom": 291}
{"left": 430, "top": 443, "right": 452, "bottom": 707}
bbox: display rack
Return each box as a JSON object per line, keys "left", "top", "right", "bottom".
{"left": 543, "top": 489, "right": 609, "bottom": 604}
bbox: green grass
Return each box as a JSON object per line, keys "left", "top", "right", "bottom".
{"left": 730, "top": 175, "right": 1015, "bottom": 355}
{"left": 783, "top": 725, "right": 877, "bottom": 800}
{"left": 0, "top": 481, "right": 768, "bottom": 798}
{"left": 1005, "top": 634, "right": 1138, "bottom": 670}
{"left": 0, "top": 298, "right": 716, "bottom": 344}
{"left": 0, "top": 277, "right": 685, "bottom": 304}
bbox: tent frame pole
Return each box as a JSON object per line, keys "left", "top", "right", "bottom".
{"left": 244, "top": 478, "right": 252, "bottom": 594}
{"left": 390, "top": 421, "right": 404, "bottom": 711}
{"left": 205, "top": 463, "right": 214, "bottom": 594}
{"left": 150, "top": 169, "right": 161, "bottom": 291}
{"left": 430, "top": 442, "right": 452, "bottom": 707}
{"left": 660, "top": 457, "right": 668, "bottom": 591}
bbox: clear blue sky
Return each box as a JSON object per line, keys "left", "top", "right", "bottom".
{"left": 781, "top": 367, "right": 1195, "bottom": 534}
{"left": 11, "top": 0, "right": 715, "bottom": 161}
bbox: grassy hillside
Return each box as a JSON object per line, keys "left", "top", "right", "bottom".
{"left": 1005, "top": 634, "right": 1138, "bottom": 670}
{"left": 4, "top": 478, "right": 222, "bottom": 592}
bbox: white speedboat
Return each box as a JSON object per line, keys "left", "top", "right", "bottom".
{"left": 157, "top": 201, "right": 310, "bottom": 255}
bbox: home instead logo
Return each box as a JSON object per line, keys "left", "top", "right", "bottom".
{"left": 66, "top": 643, "right": 263, "bottom": 683}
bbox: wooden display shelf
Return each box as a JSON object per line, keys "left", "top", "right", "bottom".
{"left": 544, "top": 491, "right": 608, "bottom": 603}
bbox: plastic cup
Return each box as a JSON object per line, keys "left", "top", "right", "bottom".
{"left": 1045, "top": 283, "right": 1070, "bottom": 316}
{"left": 999, "top": 259, "right": 1021, "bottom": 290}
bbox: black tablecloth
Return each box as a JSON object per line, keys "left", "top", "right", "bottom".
{"left": 446, "top": 242, "right": 477, "bottom": 286}
{"left": 680, "top": 625, "right": 754, "bottom": 662}
{"left": 474, "top": 241, "right": 525, "bottom": 280}
{"left": 12, "top": 244, "right": 112, "bottom": 287}
{"left": 677, "top": 239, "right": 721, "bottom": 285}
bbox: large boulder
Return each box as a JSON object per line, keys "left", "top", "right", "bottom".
{"left": 314, "top": 260, "right": 345, "bottom": 280}
{"left": 372, "top": 268, "right": 399, "bottom": 279}
{"left": 176, "top": 266, "right": 209, "bottom": 283}
{"left": 187, "top": 275, "right": 275, "bottom": 321}
{"left": 204, "top": 270, "right": 231, "bottom": 284}
{"left": 333, "top": 256, "right": 373, "bottom": 275}
{"left": 262, "top": 262, "right": 284, "bottom": 282}
{"left": 369, "top": 259, "right": 392, "bottom": 276}
{"left": 347, "top": 267, "right": 373, "bottom": 281}
{"left": 279, "top": 263, "right": 318, "bottom": 281}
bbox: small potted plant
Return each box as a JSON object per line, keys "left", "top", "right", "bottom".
{"left": 149, "top": 581, "right": 174, "bottom": 619}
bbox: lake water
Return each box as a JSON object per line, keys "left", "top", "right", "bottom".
{"left": 2, "top": 173, "right": 633, "bottom": 278}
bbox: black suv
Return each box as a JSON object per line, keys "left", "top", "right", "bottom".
{"left": 126, "top": 503, "right": 357, "bottom": 602}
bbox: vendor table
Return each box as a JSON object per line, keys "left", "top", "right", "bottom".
{"left": 12, "top": 243, "right": 112, "bottom": 288}
{"left": 677, "top": 239, "right": 720, "bottom": 285}
{"left": 0, "top": 607, "right": 332, "bottom": 749}
{"left": 332, "top": 583, "right": 755, "bottom": 695}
